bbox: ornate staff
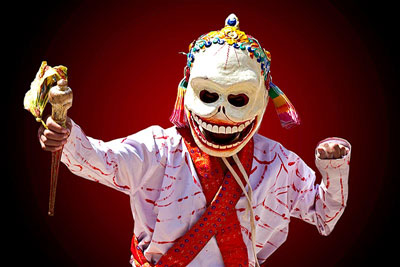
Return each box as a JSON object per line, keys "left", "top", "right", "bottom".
{"left": 47, "top": 79, "right": 73, "bottom": 215}
{"left": 24, "top": 61, "right": 73, "bottom": 216}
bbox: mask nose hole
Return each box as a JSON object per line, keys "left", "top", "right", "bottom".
{"left": 217, "top": 106, "right": 226, "bottom": 113}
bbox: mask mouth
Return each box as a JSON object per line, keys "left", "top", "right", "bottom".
{"left": 188, "top": 112, "right": 256, "bottom": 150}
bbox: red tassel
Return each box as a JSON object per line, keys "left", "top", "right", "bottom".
{"left": 169, "top": 79, "right": 189, "bottom": 128}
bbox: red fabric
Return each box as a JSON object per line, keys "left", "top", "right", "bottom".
{"left": 155, "top": 128, "right": 253, "bottom": 266}
{"left": 131, "top": 128, "right": 254, "bottom": 266}
{"left": 131, "top": 235, "right": 152, "bottom": 267}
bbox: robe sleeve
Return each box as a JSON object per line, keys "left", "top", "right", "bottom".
{"left": 288, "top": 138, "right": 351, "bottom": 236}
{"left": 60, "top": 120, "right": 162, "bottom": 195}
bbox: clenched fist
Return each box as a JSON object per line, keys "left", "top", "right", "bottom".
{"left": 38, "top": 116, "right": 72, "bottom": 152}
{"left": 317, "top": 141, "right": 349, "bottom": 159}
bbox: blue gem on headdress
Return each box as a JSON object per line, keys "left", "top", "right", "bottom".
{"left": 227, "top": 17, "right": 236, "bottom": 26}
{"left": 225, "top": 13, "right": 239, "bottom": 28}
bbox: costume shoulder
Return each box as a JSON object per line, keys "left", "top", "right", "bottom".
{"left": 252, "top": 133, "right": 298, "bottom": 163}
{"left": 127, "top": 125, "right": 183, "bottom": 154}
{"left": 253, "top": 133, "right": 290, "bottom": 154}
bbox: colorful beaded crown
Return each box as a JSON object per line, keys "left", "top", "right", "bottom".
{"left": 184, "top": 14, "right": 272, "bottom": 91}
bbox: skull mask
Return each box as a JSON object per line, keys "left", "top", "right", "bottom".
{"left": 170, "top": 14, "right": 300, "bottom": 157}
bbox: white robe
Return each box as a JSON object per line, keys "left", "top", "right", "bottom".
{"left": 61, "top": 121, "right": 351, "bottom": 266}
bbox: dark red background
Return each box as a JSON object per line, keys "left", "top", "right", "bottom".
{"left": 7, "top": 0, "right": 397, "bottom": 266}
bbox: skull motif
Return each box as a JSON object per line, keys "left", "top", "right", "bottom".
{"left": 170, "top": 14, "right": 299, "bottom": 157}
{"left": 184, "top": 42, "right": 269, "bottom": 157}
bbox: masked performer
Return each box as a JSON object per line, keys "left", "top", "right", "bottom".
{"left": 38, "top": 14, "right": 351, "bottom": 267}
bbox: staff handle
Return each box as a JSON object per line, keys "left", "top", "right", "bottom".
{"left": 48, "top": 79, "right": 73, "bottom": 216}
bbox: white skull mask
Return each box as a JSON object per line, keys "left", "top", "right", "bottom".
{"left": 169, "top": 14, "right": 299, "bottom": 157}
{"left": 184, "top": 43, "right": 269, "bottom": 157}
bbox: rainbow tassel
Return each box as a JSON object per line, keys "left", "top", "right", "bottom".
{"left": 268, "top": 82, "right": 300, "bottom": 129}
{"left": 169, "top": 79, "right": 189, "bottom": 128}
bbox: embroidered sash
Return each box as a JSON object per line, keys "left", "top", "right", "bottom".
{"left": 131, "top": 128, "right": 254, "bottom": 266}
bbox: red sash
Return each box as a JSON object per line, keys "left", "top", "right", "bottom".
{"left": 131, "top": 128, "right": 254, "bottom": 266}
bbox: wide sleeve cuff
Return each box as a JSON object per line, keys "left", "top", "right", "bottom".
{"left": 315, "top": 137, "right": 351, "bottom": 172}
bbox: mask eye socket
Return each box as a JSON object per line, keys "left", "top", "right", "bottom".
{"left": 200, "top": 90, "right": 219, "bottom": 103}
{"left": 228, "top": 94, "right": 249, "bottom": 107}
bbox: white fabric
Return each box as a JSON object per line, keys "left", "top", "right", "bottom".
{"left": 61, "top": 121, "right": 351, "bottom": 266}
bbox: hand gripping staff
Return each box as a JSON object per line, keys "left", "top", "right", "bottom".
{"left": 24, "top": 61, "right": 73, "bottom": 216}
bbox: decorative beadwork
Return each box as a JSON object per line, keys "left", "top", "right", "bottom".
{"left": 185, "top": 13, "right": 272, "bottom": 90}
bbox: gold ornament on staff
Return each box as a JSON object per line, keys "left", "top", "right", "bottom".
{"left": 23, "top": 61, "right": 73, "bottom": 216}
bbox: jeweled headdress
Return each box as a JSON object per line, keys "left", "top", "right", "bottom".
{"left": 170, "top": 14, "right": 300, "bottom": 129}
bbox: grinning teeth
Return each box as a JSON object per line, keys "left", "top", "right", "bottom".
{"left": 232, "top": 140, "right": 241, "bottom": 147}
{"left": 192, "top": 114, "right": 254, "bottom": 135}
{"left": 191, "top": 114, "right": 258, "bottom": 150}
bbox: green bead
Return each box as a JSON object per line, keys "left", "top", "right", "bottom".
{"left": 198, "top": 40, "right": 205, "bottom": 48}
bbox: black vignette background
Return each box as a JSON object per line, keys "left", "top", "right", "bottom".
{"left": 4, "top": 0, "right": 398, "bottom": 266}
